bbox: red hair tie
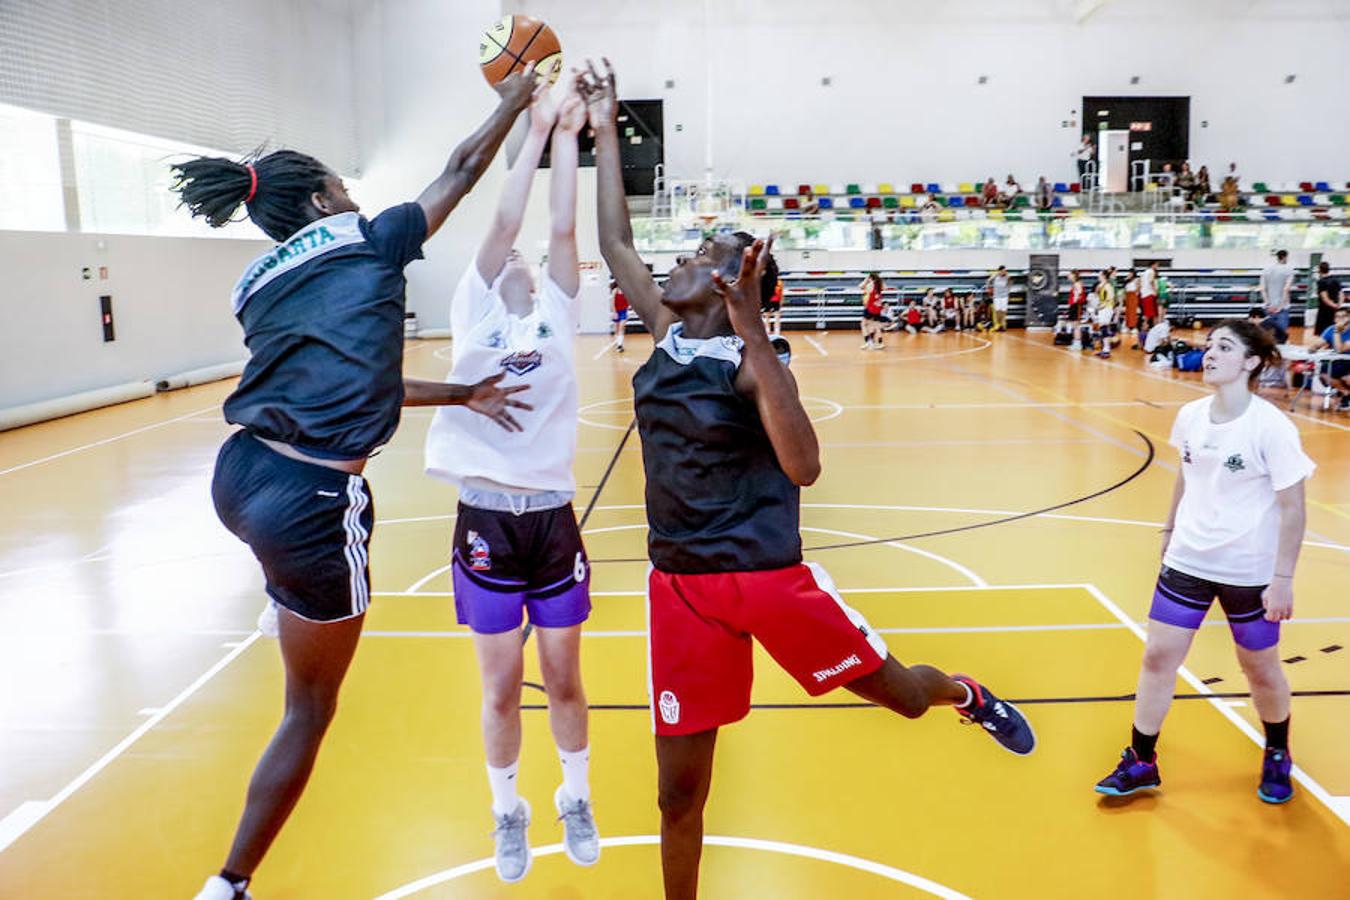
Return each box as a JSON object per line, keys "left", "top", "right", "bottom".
{"left": 243, "top": 164, "right": 258, "bottom": 204}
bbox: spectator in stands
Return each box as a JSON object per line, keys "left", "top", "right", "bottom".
{"left": 1259, "top": 249, "right": 1295, "bottom": 343}
{"left": 920, "top": 193, "right": 942, "bottom": 223}
{"left": 1003, "top": 175, "right": 1023, "bottom": 206}
{"left": 987, "top": 265, "right": 1012, "bottom": 332}
{"left": 1308, "top": 305, "right": 1350, "bottom": 411}
{"left": 1220, "top": 172, "right": 1241, "bottom": 212}
{"left": 941, "top": 288, "right": 961, "bottom": 332}
{"left": 1075, "top": 134, "right": 1096, "bottom": 188}
{"left": 961, "top": 291, "right": 977, "bottom": 331}
{"left": 921, "top": 287, "right": 941, "bottom": 330}
{"left": 981, "top": 178, "right": 1000, "bottom": 208}
{"left": 1177, "top": 163, "right": 1197, "bottom": 207}
{"left": 1035, "top": 176, "right": 1053, "bottom": 212}
{"left": 1226, "top": 161, "right": 1241, "bottom": 187}
{"left": 1314, "top": 260, "right": 1342, "bottom": 336}
{"left": 1195, "top": 165, "right": 1212, "bottom": 204}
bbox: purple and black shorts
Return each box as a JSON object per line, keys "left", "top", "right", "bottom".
{"left": 1149, "top": 564, "right": 1278, "bottom": 650}
{"left": 452, "top": 494, "right": 590, "bottom": 635}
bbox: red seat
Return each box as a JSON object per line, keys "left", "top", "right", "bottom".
{"left": 797, "top": 184, "right": 812, "bottom": 195}
{"left": 1299, "top": 181, "right": 1314, "bottom": 192}
{"left": 1265, "top": 195, "right": 1281, "bottom": 206}
{"left": 1070, "top": 183, "right": 1081, "bottom": 193}
{"left": 964, "top": 196, "right": 980, "bottom": 207}
{"left": 784, "top": 197, "right": 800, "bottom": 209}
{"left": 910, "top": 183, "right": 925, "bottom": 193}
{"left": 865, "top": 196, "right": 882, "bottom": 209}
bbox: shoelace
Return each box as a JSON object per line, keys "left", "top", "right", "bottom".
{"left": 556, "top": 801, "right": 597, "bottom": 840}
{"left": 491, "top": 811, "right": 528, "bottom": 843}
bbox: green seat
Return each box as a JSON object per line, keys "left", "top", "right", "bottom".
{"left": 846, "top": 183, "right": 861, "bottom": 194}
{"left": 750, "top": 197, "right": 767, "bottom": 210}
{"left": 1331, "top": 194, "right": 1347, "bottom": 206}
{"left": 1252, "top": 181, "right": 1268, "bottom": 193}
{"left": 882, "top": 196, "right": 899, "bottom": 209}
{"left": 1012, "top": 194, "right": 1030, "bottom": 209}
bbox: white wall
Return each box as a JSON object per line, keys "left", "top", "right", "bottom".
{"left": 0, "top": 231, "right": 265, "bottom": 408}
{"left": 508, "top": 0, "right": 1350, "bottom": 186}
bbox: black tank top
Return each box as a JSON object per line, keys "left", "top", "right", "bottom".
{"left": 632, "top": 323, "right": 801, "bottom": 573}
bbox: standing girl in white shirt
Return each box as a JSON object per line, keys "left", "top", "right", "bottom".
{"left": 423, "top": 83, "right": 599, "bottom": 882}
{"left": 1095, "top": 319, "right": 1315, "bottom": 804}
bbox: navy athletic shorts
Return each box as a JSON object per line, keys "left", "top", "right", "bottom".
{"left": 212, "top": 430, "right": 374, "bottom": 623}
{"left": 452, "top": 496, "right": 590, "bottom": 635}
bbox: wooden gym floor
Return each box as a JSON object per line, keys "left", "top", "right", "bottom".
{"left": 1, "top": 328, "right": 1347, "bottom": 898}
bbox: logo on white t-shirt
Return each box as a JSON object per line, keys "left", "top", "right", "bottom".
{"left": 500, "top": 350, "right": 543, "bottom": 376}
{"left": 1224, "top": 453, "right": 1246, "bottom": 473}
{"left": 658, "top": 690, "right": 681, "bottom": 724}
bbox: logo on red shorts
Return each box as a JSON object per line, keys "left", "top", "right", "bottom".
{"left": 658, "top": 690, "right": 680, "bottom": 725}
{"left": 467, "top": 530, "right": 492, "bottom": 571}
{"left": 813, "top": 653, "right": 862, "bottom": 683}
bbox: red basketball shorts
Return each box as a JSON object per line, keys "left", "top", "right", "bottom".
{"left": 646, "top": 562, "right": 889, "bottom": 736}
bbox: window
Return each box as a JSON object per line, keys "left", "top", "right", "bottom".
{"left": 0, "top": 103, "right": 65, "bottom": 232}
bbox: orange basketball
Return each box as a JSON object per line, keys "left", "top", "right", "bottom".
{"left": 479, "top": 15, "right": 563, "bottom": 87}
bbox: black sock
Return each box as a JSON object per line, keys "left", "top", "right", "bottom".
{"left": 1263, "top": 717, "right": 1290, "bottom": 752}
{"left": 219, "top": 869, "right": 250, "bottom": 894}
{"left": 1131, "top": 726, "right": 1158, "bottom": 761}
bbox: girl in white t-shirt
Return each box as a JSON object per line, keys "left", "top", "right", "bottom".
{"left": 423, "top": 83, "right": 600, "bottom": 880}
{"left": 1096, "top": 319, "right": 1315, "bottom": 805}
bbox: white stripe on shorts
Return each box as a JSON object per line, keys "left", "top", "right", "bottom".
{"left": 343, "top": 475, "right": 371, "bottom": 616}
{"left": 804, "top": 561, "right": 889, "bottom": 661}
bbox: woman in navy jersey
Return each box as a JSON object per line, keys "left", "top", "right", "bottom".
{"left": 173, "top": 69, "right": 542, "bottom": 900}
{"left": 581, "top": 60, "right": 1036, "bottom": 900}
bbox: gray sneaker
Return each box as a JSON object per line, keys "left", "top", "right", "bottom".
{"left": 555, "top": 785, "right": 600, "bottom": 866}
{"left": 492, "top": 798, "right": 532, "bottom": 883}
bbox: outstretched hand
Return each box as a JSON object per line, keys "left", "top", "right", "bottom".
{"left": 494, "top": 61, "right": 542, "bottom": 110}
{"left": 575, "top": 57, "right": 618, "bottom": 128}
{"left": 556, "top": 76, "right": 587, "bottom": 135}
{"left": 711, "top": 235, "right": 775, "bottom": 340}
{"left": 465, "top": 373, "right": 533, "bottom": 432}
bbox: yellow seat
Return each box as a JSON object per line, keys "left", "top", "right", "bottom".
{"left": 938, "top": 208, "right": 956, "bottom": 222}
{"left": 958, "top": 182, "right": 974, "bottom": 194}
{"left": 988, "top": 208, "right": 1005, "bottom": 220}
{"left": 749, "top": 185, "right": 765, "bottom": 196}
{"left": 878, "top": 182, "right": 895, "bottom": 194}
{"left": 813, "top": 184, "right": 829, "bottom": 196}
{"left": 900, "top": 195, "right": 916, "bottom": 208}
{"left": 1281, "top": 194, "right": 1299, "bottom": 207}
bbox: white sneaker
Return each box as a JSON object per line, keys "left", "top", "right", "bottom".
{"left": 492, "top": 798, "right": 532, "bottom": 883}
{"left": 194, "top": 875, "right": 251, "bottom": 900}
{"left": 555, "top": 785, "right": 600, "bottom": 867}
{"left": 257, "top": 600, "right": 279, "bottom": 638}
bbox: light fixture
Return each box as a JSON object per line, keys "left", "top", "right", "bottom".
{"left": 821, "top": 76, "right": 832, "bottom": 87}
{"left": 1129, "top": 75, "right": 1140, "bottom": 85}
{"left": 1285, "top": 74, "right": 1297, "bottom": 84}
{"left": 977, "top": 75, "right": 989, "bottom": 85}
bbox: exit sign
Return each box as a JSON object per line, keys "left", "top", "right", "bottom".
{"left": 1129, "top": 121, "right": 1153, "bottom": 131}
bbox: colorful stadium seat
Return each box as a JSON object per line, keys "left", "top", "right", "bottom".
{"left": 865, "top": 196, "right": 882, "bottom": 209}
{"left": 796, "top": 184, "right": 812, "bottom": 196}
{"left": 765, "top": 184, "right": 780, "bottom": 196}
{"left": 766, "top": 196, "right": 783, "bottom": 209}
{"left": 878, "top": 182, "right": 895, "bottom": 194}
{"left": 749, "top": 185, "right": 765, "bottom": 196}
{"left": 882, "top": 196, "right": 899, "bottom": 209}
{"left": 926, "top": 182, "right": 940, "bottom": 193}
{"left": 1281, "top": 195, "right": 1299, "bottom": 207}
{"left": 784, "top": 197, "right": 800, "bottom": 209}
{"left": 1300, "top": 182, "right": 1315, "bottom": 193}
{"left": 1297, "top": 194, "right": 1314, "bottom": 206}
{"left": 964, "top": 196, "right": 981, "bottom": 207}
{"left": 817, "top": 197, "right": 834, "bottom": 210}
{"left": 947, "top": 195, "right": 962, "bottom": 207}
{"left": 1252, "top": 182, "right": 1268, "bottom": 193}
{"left": 1315, "top": 181, "right": 1331, "bottom": 192}
{"left": 910, "top": 183, "right": 925, "bottom": 193}
{"left": 900, "top": 195, "right": 916, "bottom": 208}
{"left": 1265, "top": 195, "right": 1281, "bottom": 206}
{"left": 750, "top": 197, "right": 767, "bottom": 209}
{"left": 1054, "top": 182, "right": 1069, "bottom": 193}
{"left": 1331, "top": 194, "right": 1347, "bottom": 205}
{"left": 849, "top": 196, "right": 866, "bottom": 208}
{"left": 814, "top": 184, "right": 829, "bottom": 196}
{"left": 846, "top": 183, "right": 861, "bottom": 195}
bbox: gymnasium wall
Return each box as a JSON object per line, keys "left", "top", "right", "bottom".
{"left": 0, "top": 231, "right": 265, "bottom": 409}
{"left": 506, "top": 0, "right": 1350, "bottom": 186}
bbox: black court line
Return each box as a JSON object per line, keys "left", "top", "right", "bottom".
{"left": 521, "top": 420, "right": 637, "bottom": 645}
{"left": 587, "top": 428, "right": 1155, "bottom": 563}
{"left": 519, "top": 688, "right": 1350, "bottom": 712}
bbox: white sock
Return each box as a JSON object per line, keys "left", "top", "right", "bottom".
{"left": 486, "top": 760, "right": 521, "bottom": 818}
{"left": 558, "top": 745, "right": 590, "bottom": 802}
{"left": 955, "top": 680, "right": 975, "bottom": 708}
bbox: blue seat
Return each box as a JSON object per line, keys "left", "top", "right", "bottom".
{"left": 1315, "top": 181, "right": 1331, "bottom": 192}
{"left": 1297, "top": 194, "right": 1314, "bottom": 206}
{"left": 946, "top": 195, "right": 961, "bottom": 207}
{"left": 849, "top": 196, "right": 866, "bottom": 208}
{"left": 1054, "top": 182, "right": 1069, "bottom": 193}
{"left": 926, "top": 182, "right": 940, "bottom": 193}
{"left": 1263, "top": 211, "right": 1281, "bottom": 221}
{"left": 817, "top": 197, "right": 834, "bottom": 209}
{"left": 1052, "top": 195, "right": 1063, "bottom": 207}
{"left": 764, "top": 184, "right": 780, "bottom": 196}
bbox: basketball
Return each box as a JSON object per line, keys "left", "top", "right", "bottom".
{"left": 479, "top": 14, "right": 563, "bottom": 87}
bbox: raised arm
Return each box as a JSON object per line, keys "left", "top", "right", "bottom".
{"left": 402, "top": 374, "right": 532, "bottom": 432}
{"left": 546, "top": 83, "right": 585, "bottom": 296}
{"left": 416, "top": 66, "right": 540, "bottom": 240}
{"left": 719, "top": 238, "right": 821, "bottom": 487}
{"left": 577, "top": 59, "right": 672, "bottom": 338}
{"left": 475, "top": 85, "right": 557, "bottom": 283}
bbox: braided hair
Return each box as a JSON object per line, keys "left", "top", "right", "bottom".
{"left": 169, "top": 150, "right": 331, "bottom": 242}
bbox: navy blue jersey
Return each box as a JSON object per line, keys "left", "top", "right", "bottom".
{"left": 632, "top": 323, "right": 801, "bottom": 573}
{"left": 224, "top": 203, "right": 427, "bottom": 460}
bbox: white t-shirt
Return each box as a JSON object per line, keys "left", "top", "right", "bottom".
{"left": 1261, "top": 262, "right": 1295, "bottom": 312}
{"left": 991, "top": 273, "right": 1011, "bottom": 310}
{"left": 1143, "top": 320, "right": 1171, "bottom": 353}
{"left": 1164, "top": 396, "right": 1315, "bottom": 585}
{"left": 424, "top": 265, "right": 579, "bottom": 493}
{"left": 1140, "top": 268, "right": 1158, "bottom": 298}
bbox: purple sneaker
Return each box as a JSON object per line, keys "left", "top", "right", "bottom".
{"left": 1095, "top": 747, "right": 1161, "bottom": 796}
{"left": 1258, "top": 748, "right": 1294, "bottom": 804}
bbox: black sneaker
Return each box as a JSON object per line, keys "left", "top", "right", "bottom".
{"left": 1095, "top": 747, "right": 1161, "bottom": 796}
{"left": 952, "top": 675, "right": 1036, "bottom": 755}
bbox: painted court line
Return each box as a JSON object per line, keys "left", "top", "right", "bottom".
{"left": 374, "top": 834, "right": 969, "bottom": 899}
{"left": 804, "top": 334, "right": 829, "bottom": 356}
{"left": 1081, "top": 583, "right": 1350, "bottom": 828}
{"left": 0, "top": 631, "right": 262, "bottom": 854}
{"left": 591, "top": 338, "right": 620, "bottom": 360}
{"left": 0, "top": 404, "right": 221, "bottom": 477}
